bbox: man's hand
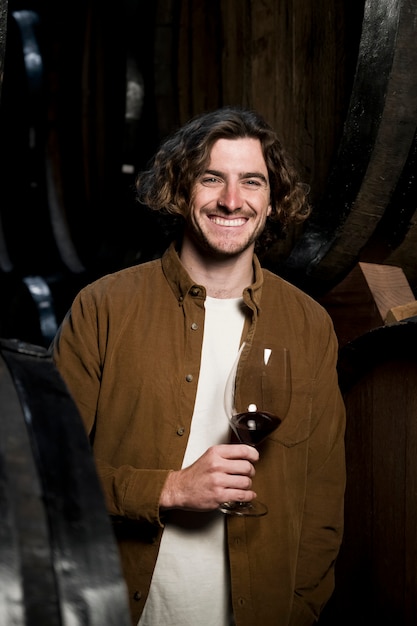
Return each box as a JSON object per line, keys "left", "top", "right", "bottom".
{"left": 159, "top": 444, "right": 259, "bottom": 511}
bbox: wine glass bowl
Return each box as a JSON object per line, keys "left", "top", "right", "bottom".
{"left": 220, "top": 342, "right": 291, "bottom": 517}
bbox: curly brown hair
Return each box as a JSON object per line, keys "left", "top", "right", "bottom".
{"left": 136, "top": 106, "right": 310, "bottom": 249}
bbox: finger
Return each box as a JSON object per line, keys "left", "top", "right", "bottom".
{"left": 221, "top": 444, "right": 259, "bottom": 462}
{"left": 222, "top": 488, "right": 257, "bottom": 504}
{"left": 223, "top": 473, "right": 253, "bottom": 490}
{"left": 226, "top": 459, "right": 256, "bottom": 477}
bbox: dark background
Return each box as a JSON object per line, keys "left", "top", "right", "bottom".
{"left": 4, "top": 0, "right": 417, "bottom": 349}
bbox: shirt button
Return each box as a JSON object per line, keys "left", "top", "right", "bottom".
{"left": 238, "top": 597, "right": 246, "bottom": 607}
{"left": 190, "top": 287, "right": 200, "bottom": 296}
{"left": 133, "top": 590, "right": 142, "bottom": 602}
{"left": 191, "top": 322, "right": 199, "bottom": 330}
{"left": 185, "top": 374, "right": 193, "bottom": 382}
{"left": 177, "top": 427, "right": 185, "bottom": 436}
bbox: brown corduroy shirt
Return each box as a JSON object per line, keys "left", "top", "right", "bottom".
{"left": 52, "top": 242, "right": 346, "bottom": 626}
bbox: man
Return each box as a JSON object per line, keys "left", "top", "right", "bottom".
{"left": 52, "top": 107, "right": 346, "bottom": 626}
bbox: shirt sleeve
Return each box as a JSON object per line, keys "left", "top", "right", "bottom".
{"left": 51, "top": 289, "right": 169, "bottom": 528}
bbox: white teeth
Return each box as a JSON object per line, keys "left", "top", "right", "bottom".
{"left": 211, "top": 217, "right": 246, "bottom": 227}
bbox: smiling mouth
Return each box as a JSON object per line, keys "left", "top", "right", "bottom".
{"left": 210, "top": 216, "right": 247, "bottom": 227}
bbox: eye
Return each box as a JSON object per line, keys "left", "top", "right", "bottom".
{"left": 201, "top": 176, "right": 221, "bottom": 185}
{"left": 243, "top": 178, "right": 262, "bottom": 187}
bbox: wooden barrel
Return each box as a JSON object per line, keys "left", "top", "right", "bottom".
{"left": 318, "top": 317, "right": 417, "bottom": 625}
{"left": 0, "top": 6, "right": 88, "bottom": 277}
{"left": 0, "top": 338, "right": 131, "bottom": 625}
{"left": 280, "top": 0, "right": 417, "bottom": 297}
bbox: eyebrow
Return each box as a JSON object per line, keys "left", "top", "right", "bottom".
{"left": 204, "top": 169, "right": 268, "bottom": 184}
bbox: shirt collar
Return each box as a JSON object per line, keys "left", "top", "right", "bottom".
{"left": 161, "top": 241, "right": 263, "bottom": 312}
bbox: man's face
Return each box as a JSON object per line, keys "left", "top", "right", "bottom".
{"left": 185, "top": 137, "right": 271, "bottom": 259}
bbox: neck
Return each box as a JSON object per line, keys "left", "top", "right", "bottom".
{"left": 179, "top": 239, "right": 254, "bottom": 299}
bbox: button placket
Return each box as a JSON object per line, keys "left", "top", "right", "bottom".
{"left": 186, "top": 313, "right": 201, "bottom": 383}
{"left": 178, "top": 291, "right": 204, "bottom": 447}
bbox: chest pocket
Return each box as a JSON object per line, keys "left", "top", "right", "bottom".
{"left": 268, "top": 376, "right": 313, "bottom": 447}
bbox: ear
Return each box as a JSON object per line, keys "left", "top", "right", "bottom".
{"left": 267, "top": 203, "right": 272, "bottom": 217}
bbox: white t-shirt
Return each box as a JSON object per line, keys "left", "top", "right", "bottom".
{"left": 138, "top": 296, "right": 245, "bottom": 626}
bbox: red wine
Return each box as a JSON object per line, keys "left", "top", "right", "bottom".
{"left": 231, "top": 411, "right": 281, "bottom": 446}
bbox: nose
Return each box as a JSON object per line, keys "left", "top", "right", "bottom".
{"left": 218, "top": 182, "right": 242, "bottom": 211}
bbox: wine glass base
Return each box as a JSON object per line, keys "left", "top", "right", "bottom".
{"left": 219, "top": 500, "right": 268, "bottom": 517}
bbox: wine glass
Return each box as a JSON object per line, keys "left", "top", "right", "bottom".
{"left": 220, "top": 341, "right": 292, "bottom": 517}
